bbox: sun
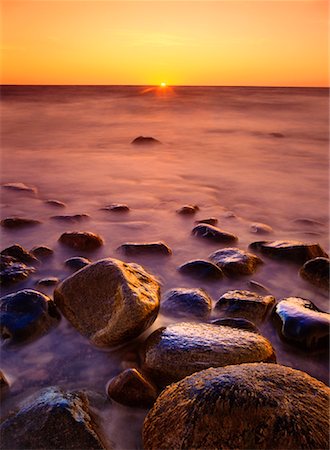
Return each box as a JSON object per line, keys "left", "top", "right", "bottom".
{"left": 160, "top": 82, "right": 167, "bottom": 88}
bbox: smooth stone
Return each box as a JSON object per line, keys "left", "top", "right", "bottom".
{"left": 51, "top": 214, "right": 89, "bottom": 223}
{"left": 211, "top": 317, "right": 260, "bottom": 333}
{"left": 195, "top": 217, "right": 218, "bottom": 226}
{"left": 45, "top": 199, "right": 66, "bottom": 208}
{"left": 0, "top": 386, "right": 108, "bottom": 450}
{"left": 1, "top": 217, "right": 41, "bottom": 229}
{"left": 249, "top": 240, "right": 328, "bottom": 264}
{"left": 30, "top": 246, "right": 54, "bottom": 259}
{"left": 209, "top": 247, "right": 263, "bottom": 276}
{"left": 118, "top": 242, "right": 172, "bottom": 256}
{"left": 107, "top": 368, "right": 158, "bottom": 408}
{"left": 0, "top": 370, "right": 9, "bottom": 393}
{"left": 143, "top": 363, "right": 330, "bottom": 450}
{"left": 247, "top": 280, "right": 270, "bottom": 294}
{"left": 101, "top": 204, "right": 130, "bottom": 212}
{"left": 215, "top": 289, "right": 275, "bottom": 323}
{"left": 59, "top": 231, "right": 104, "bottom": 251}
{"left": 176, "top": 205, "right": 199, "bottom": 215}
{"left": 161, "top": 288, "right": 212, "bottom": 320}
{"left": 65, "top": 256, "right": 91, "bottom": 270}
{"left": 178, "top": 259, "right": 223, "bottom": 280}
{"left": 250, "top": 222, "right": 273, "bottom": 234}
{"left": 299, "top": 257, "right": 329, "bottom": 290}
{"left": 0, "top": 289, "right": 60, "bottom": 345}
{"left": 1, "top": 244, "right": 38, "bottom": 264}
{"left": 131, "top": 136, "right": 161, "bottom": 145}
{"left": 192, "top": 224, "right": 238, "bottom": 243}
{"left": 54, "top": 258, "right": 160, "bottom": 347}
{"left": 142, "top": 322, "right": 275, "bottom": 385}
{"left": 37, "top": 277, "right": 59, "bottom": 286}
{"left": 1, "top": 183, "right": 37, "bottom": 194}
{"left": 0, "top": 255, "right": 34, "bottom": 286}
{"left": 273, "top": 297, "right": 330, "bottom": 350}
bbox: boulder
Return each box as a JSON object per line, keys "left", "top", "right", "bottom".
{"left": 45, "top": 199, "right": 66, "bottom": 208}
{"left": 65, "top": 256, "right": 91, "bottom": 270}
{"left": 0, "top": 289, "right": 60, "bottom": 345}
{"left": 54, "top": 258, "right": 160, "bottom": 347}
{"left": 273, "top": 297, "right": 330, "bottom": 350}
{"left": 250, "top": 222, "right": 273, "bottom": 234}
{"left": 1, "top": 217, "right": 41, "bottom": 229}
{"left": 0, "top": 255, "right": 34, "bottom": 286}
{"left": 178, "top": 259, "right": 223, "bottom": 280}
{"left": 0, "top": 386, "right": 109, "bottom": 449}
{"left": 59, "top": 231, "right": 104, "bottom": 251}
{"left": 161, "top": 288, "right": 212, "bottom": 320}
{"left": 1, "top": 244, "right": 38, "bottom": 264}
{"left": 30, "top": 245, "right": 54, "bottom": 259}
{"left": 299, "top": 257, "right": 329, "bottom": 290}
{"left": 118, "top": 242, "right": 172, "bottom": 256}
{"left": 215, "top": 290, "right": 275, "bottom": 323}
{"left": 192, "top": 224, "right": 238, "bottom": 243}
{"left": 209, "top": 247, "right": 263, "bottom": 276}
{"left": 142, "top": 322, "right": 275, "bottom": 385}
{"left": 143, "top": 363, "right": 330, "bottom": 450}
{"left": 51, "top": 214, "right": 89, "bottom": 223}
{"left": 101, "top": 204, "right": 129, "bottom": 212}
{"left": 249, "top": 240, "right": 328, "bottom": 264}
{"left": 1, "top": 182, "right": 37, "bottom": 194}
{"left": 131, "top": 136, "right": 161, "bottom": 145}
{"left": 176, "top": 205, "right": 199, "bottom": 215}
{"left": 195, "top": 217, "right": 218, "bottom": 226}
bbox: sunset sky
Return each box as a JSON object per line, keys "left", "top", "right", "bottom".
{"left": 1, "top": 0, "right": 328, "bottom": 87}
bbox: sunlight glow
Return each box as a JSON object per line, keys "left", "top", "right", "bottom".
{"left": 160, "top": 82, "right": 167, "bottom": 88}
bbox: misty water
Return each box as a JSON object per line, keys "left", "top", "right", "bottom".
{"left": 1, "top": 86, "right": 329, "bottom": 448}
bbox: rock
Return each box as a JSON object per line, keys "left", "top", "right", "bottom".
{"left": 176, "top": 205, "right": 199, "bottom": 215}
{"left": 273, "top": 297, "right": 330, "bottom": 350}
{"left": 178, "top": 259, "right": 223, "bottom": 280}
{"left": 0, "top": 370, "right": 9, "bottom": 391}
{"left": 269, "top": 132, "right": 285, "bottom": 138}
{"left": 37, "top": 277, "right": 59, "bottom": 286}
{"left": 143, "top": 363, "right": 330, "bottom": 450}
{"left": 195, "top": 217, "right": 218, "bottom": 226}
{"left": 1, "top": 182, "right": 37, "bottom": 194}
{"left": 250, "top": 222, "right": 273, "bottom": 234}
{"left": 0, "top": 289, "right": 60, "bottom": 345}
{"left": 0, "top": 255, "right": 34, "bottom": 286}
{"left": 299, "top": 257, "right": 329, "bottom": 290}
{"left": 118, "top": 242, "right": 172, "bottom": 256}
{"left": 1, "top": 244, "right": 38, "bottom": 264}
{"left": 131, "top": 136, "right": 161, "bottom": 145}
{"left": 211, "top": 317, "right": 260, "bottom": 333}
{"left": 30, "top": 245, "right": 54, "bottom": 259}
{"left": 107, "top": 368, "right": 157, "bottom": 408}
{"left": 65, "top": 256, "right": 91, "bottom": 270}
{"left": 0, "top": 386, "right": 108, "bottom": 449}
{"left": 101, "top": 204, "right": 130, "bottom": 212}
{"left": 292, "top": 218, "right": 324, "bottom": 227}
{"left": 249, "top": 240, "right": 328, "bottom": 264}
{"left": 161, "top": 288, "right": 212, "bottom": 320}
{"left": 209, "top": 247, "right": 263, "bottom": 276}
{"left": 1, "top": 217, "right": 41, "bottom": 229}
{"left": 192, "top": 224, "right": 238, "bottom": 243}
{"left": 54, "top": 258, "right": 160, "bottom": 347}
{"left": 215, "top": 290, "right": 275, "bottom": 323}
{"left": 51, "top": 214, "right": 89, "bottom": 223}
{"left": 59, "top": 231, "right": 104, "bottom": 251}
{"left": 247, "top": 280, "right": 270, "bottom": 294}
{"left": 45, "top": 199, "right": 66, "bottom": 208}
{"left": 142, "top": 322, "right": 275, "bottom": 385}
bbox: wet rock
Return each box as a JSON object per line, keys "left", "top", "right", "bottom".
{"left": 118, "top": 242, "right": 172, "bottom": 256}
{"left": 299, "top": 257, "right": 329, "bottom": 290}
{"left": 131, "top": 136, "right": 161, "bottom": 145}
{"left": 176, "top": 205, "right": 199, "bottom": 215}
{"left": 250, "top": 222, "right": 273, "bottom": 234}
{"left": 30, "top": 245, "right": 54, "bottom": 259}
{"left": 269, "top": 132, "right": 285, "bottom": 138}
{"left": 143, "top": 363, "right": 330, "bottom": 450}
{"left": 178, "top": 259, "right": 223, "bottom": 280}
{"left": 0, "top": 289, "right": 60, "bottom": 345}
{"left": 273, "top": 297, "right": 330, "bottom": 350}
{"left": 247, "top": 280, "right": 270, "bottom": 294}
{"left": 195, "top": 217, "right": 218, "bottom": 226}
{"left": 51, "top": 214, "right": 89, "bottom": 223}
{"left": 59, "top": 231, "right": 104, "bottom": 251}
{"left": 142, "top": 322, "right": 275, "bottom": 385}
{"left": 292, "top": 218, "right": 324, "bottom": 227}
{"left": 101, "top": 204, "right": 130, "bottom": 212}
{"left": 1, "top": 182, "right": 37, "bottom": 194}
{"left": 0, "top": 370, "right": 9, "bottom": 391}
{"left": 54, "top": 258, "right": 160, "bottom": 347}
{"left": 0, "top": 386, "right": 108, "bottom": 450}
{"left": 37, "top": 277, "right": 59, "bottom": 286}
{"left": 107, "top": 368, "right": 158, "bottom": 408}
{"left": 209, "top": 247, "right": 263, "bottom": 276}
{"left": 215, "top": 290, "right": 275, "bottom": 323}
{"left": 1, "top": 244, "right": 38, "bottom": 264}
{"left": 249, "top": 240, "right": 328, "bottom": 264}
{"left": 0, "top": 255, "right": 34, "bottom": 286}
{"left": 161, "top": 288, "right": 212, "bottom": 320}
{"left": 1, "top": 217, "right": 41, "bottom": 229}
{"left": 211, "top": 317, "right": 260, "bottom": 333}
{"left": 65, "top": 256, "right": 91, "bottom": 270}
{"left": 192, "top": 224, "right": 238, "bottom": 243}
{"left": 45, "top": 199, "right": 66, "bottom": 208}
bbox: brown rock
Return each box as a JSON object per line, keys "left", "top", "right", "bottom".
{"left": 209, "top": 247, "right": 263, "bottom": 276}
{"left": 192, "top": 224, "right": 238, "bottom": 243}
{"left": 1, "top": 217, "right": 41, "bottom": 229}
{"left": 299, "top": 257, "right": 329, "bottom": 290}
{"left": 118, "top": 242, "right": 172, "bottom": 256}
{"left": 59, "top": 231, "right": 104, "bottom": 251}
{"left": 176, "top": 205, "right": 199, "bottom": 215}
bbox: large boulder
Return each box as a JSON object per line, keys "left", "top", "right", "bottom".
{"left": 0, "top": 386, "right": 109, "bottom": 449}
{"left": 54, "top": 258, "right": 160, "bottom": 347}
{"left": 59, "top": 231, "right": 104, "bottom": 251}
{"left": 209, "top": 247, "right": 263, "bottom": 276}
{"left": 192, "top": 224, "right": 238, "bottom": 243}
{"left": 299, "top": 257, "right": 329, "bottom": 290}
{"left": 142, "top": 322, "right": 275, "bottom": 385}
{"left": 143, "top": 363, "right": 330, "bottom": 450}
{"left": 161, "top": 288, "right": 212, "bottom": 320}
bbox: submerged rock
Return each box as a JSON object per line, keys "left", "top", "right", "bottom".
{"left": 0, "top": 386, "right": 108, "bottom": 450}
{"left": 209, "top": 247, "right": 263, "bottom": 276}
{"left": 142, "top": 322, "right": 275, "bottom": 385}
{"left": 249, "top": 240, "right": 328, "bottom": 264}
{"left": 1, "top": 244, "right": 38, "bottom": 264}
{"left": 211, "top": 317, "right": 260, "bottom": 333}
{"left": 273, "top": 297, "right": 330, "bottom": 350}
{"left": 176, "top": 205, "right": 199, "bottom": 215}
{"left": 107, "top": 368, "right": 157, "bottom": 408}
{"left": 0, "top": 289, "right": 60, "bottom": 345}
{"left": 192, "top": 224, "right": 238, "bottom": 243}
{"left": 161, "top": 288, "right": 212, "bottom": 320}
{"left": 269, "top": 132, "right": 285, "bottom": 138}
{"left": 1, "top": 182, "right": 37, "bottom": 194}
{"left": 37, "top": 277, "right": 59, "bottom": 287}
{"left": 118, "top": 242, "right": 172, "bottom": 256}
{"left": 195, "top": 217, "right": 218, "bottom": 226}
{"left": 51, "top": 214, "right": 89, "bottom": 223}
{"left": 54, "top": 258, "right": 160, "bottom": 347}
{"left": 1, "top": 217, "right": 41, "bottom": 229}
{"left": 59, "top": 231, "right": 104, "bottom": 251}
{"left": 30, "top": 245, "right": 54, "bottom": 259}
{"left": 143, "top": 363, "right": 330, "bottom": 450}
{"left": 299, "top": 257, "right": 329, "bottom": 290}
{"left": 101, "top": 204, "right": 130, "bottom": 212}
{"left": 247, "top": 280, "right": 270, "bottom": 294}
{"left": 0, "top": 370, "right": 9, "bottom": 394}
{"left": 215, "top": 290, "right": 275, "bottom": 323}
{"left": 250, "top": 222, "right": 273, "bottom": 234}
{"left": 178, "top": 259, "right": 223, "bottom": 280}
{"left": 0, "top": 255, "right": 34, "bottom": 286}
{"left": 65, "top": 256, "right": 91, "bottom": 270}
{"left": 45, "top": 199, "right": 66, "bottom": 208}
{"left": 131, "top": 136, "right": 161, "bottom": 145}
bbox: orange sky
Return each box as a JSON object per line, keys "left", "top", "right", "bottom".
{"left": 1, "top": 1, "right": 328, "bottom": 86}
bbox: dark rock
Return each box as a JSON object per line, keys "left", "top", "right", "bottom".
{"left": 250, "top": 222, "right": 273, "bottom": 234}
{"left": 0, "top": 289, "right": 60, "bottom": 345}
{"left": 215, "top": 290, "right": 275, "bottom": 323}
{"left": 59, "top": 231, "right": 104, "bottom": 251}
{"left": 143, "top": 363, "right": 330, "bottom": 450}
{"left": 131, "top": 136, "right": 161, "bottom": 145}
{"left": 65, "top": 256, "right": 91, "bottom": 270}
{"left": 142, "top": 322, "right": 275, "bottom": 385}
{"left": 0, "top": 370, "right": 9, "bottom": 391}
{"left": 176, "top": 205, "right": 199, "bottom": 215}
{"left": 273, "top": 297, "right": 330, "bottom": 350}
{"left": 178, "top": 259, "right": 223, "bottom": 280}
{"left": 249, "top": 240, "right": 328, "bottom": 264}
{"left": 1, "top": 244, "right": 38, "bottom": 264}
{"left": 0, "top": 386, "right": 109, "bottom": 449}
{"left": 51, "top": 214, "right": 89, "bottom": 223}
{"left": 118, "top": 242, "right": 172, "bottom": 256}
{"left": 1, "top": 217, "right": 41, "bottom": 229}
{"left": 1, "top": 183, "right": 37, "bottom": 194}
{"left": 209, "top": 247, "right": 263, "bottom": 276}
{"left": 54, "top": 258, "right": 160, "bottom": 347}
{"left": 45, "top": 199, "right": 66, "bottom": 208}
{"left": 211, "top": 317, "right": 260, "bottom": 333}
{"left": 292, "top": 218, "right": 324, "bottom": 227}
{"left": 269, "top": 132, "right": 285, "bottom": 138}
{"left": 192, "top": 224, "right": 238, "bottom": 243}
{"left": 195, "top": 217, "right": 218, "bottom": 226}
{"left": 37, "top": 277, "right": 59, "bottom": 286}
{"left": 101, "top": 204, "right": 130, "bottom": 212}
{"left": 161, "top": 288, "right": 212, "bottom": 320}
{"left": 107, "top": 368, "right": 157, "bottom": 408}
{"left": 299, "top": 257, "right": 329, "bottom": 290}
{"left": 247, "top": 280, "right": 270, "bottom": 294}
{"left": 0, "top": 255, "right": 34, "bottom": 286}
{"left": 30, "top": 245, "right": 54, "bottom": 259}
